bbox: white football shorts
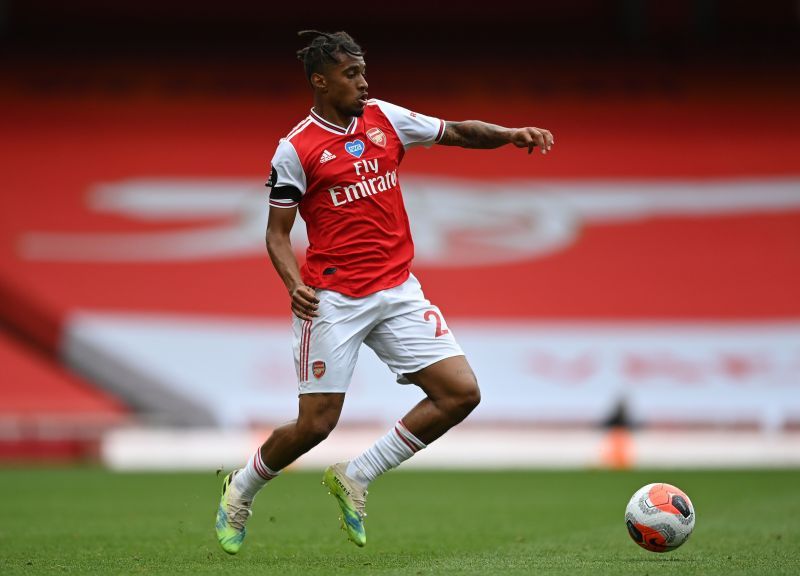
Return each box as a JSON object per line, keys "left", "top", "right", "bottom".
{"left": 292, "top": 274, "right": 464, "bottom": 394}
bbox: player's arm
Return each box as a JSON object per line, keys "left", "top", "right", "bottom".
{"left": 266, "top": 205, "right": 319, "bottom": 321}
{"left": 438, "top": 121, "right": 554, "bottom": 155}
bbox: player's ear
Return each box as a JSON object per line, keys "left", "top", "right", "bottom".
{"left": 310, "top": 72, "right": 327, "bottom": 92}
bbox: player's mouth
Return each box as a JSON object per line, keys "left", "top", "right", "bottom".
{"left": 357, "top": 93, "right": 368, "bottom": 106}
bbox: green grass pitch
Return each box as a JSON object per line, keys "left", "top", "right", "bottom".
{"left": 1, "top": 468, "right": 798, "bottom": 575}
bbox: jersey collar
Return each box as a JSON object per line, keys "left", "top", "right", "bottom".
{"left": 309, "top": 108, "right": 358, "bottom": 135}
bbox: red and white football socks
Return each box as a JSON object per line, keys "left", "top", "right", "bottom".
{"left": 232, "top": 448, "right": 280, "bottom": 500}
{"left": 347, "top": 420, "right": 426, "bottom": 488}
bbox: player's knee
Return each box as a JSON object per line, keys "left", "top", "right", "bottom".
{"left": 298, "top": 419, "right": 336, "bottom": 444}
{"left": 457, "top": 382, "right": 481, "bottom": 415}
{"left": 444, "top": 377, "right": 481, "bottom": 419}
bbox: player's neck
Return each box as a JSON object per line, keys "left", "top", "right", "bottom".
{"left": 311, "top": 102, "right": 353, "bottom": 130}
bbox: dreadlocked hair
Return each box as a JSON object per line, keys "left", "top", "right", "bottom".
{"left": 296, "top": 30, "right": 364, "bottom": 81}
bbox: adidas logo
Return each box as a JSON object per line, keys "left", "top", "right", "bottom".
{"left": 320, "top": 149, "right": 336, "bottom": 164}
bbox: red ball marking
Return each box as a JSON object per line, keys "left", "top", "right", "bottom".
{"left": 633, "top": 523, "right": 669, "bottom": 552}
{"left": 647, "top": 483, "right": 690, "bottom": 515}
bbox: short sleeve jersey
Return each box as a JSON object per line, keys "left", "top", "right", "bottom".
{"left": 266, "top": 99, "right": 445, "bottom": 298}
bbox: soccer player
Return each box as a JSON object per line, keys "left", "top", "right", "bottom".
{"left": 216, "top": 30, "right": 554, "bottom": 553}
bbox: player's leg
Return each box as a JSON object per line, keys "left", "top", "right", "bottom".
{"left": 327, "top": 358, "right": 477, "bottom": 547}
{"left": 335, "top": 275, "right": 477, "bottom": 493}
{"left": 235, "top": 391, "right": 345, "bottom": 496}
{"left": 218, "top": 287, "right": 372, "bottom": 553}
{"left": 216, "top": 393, "right": 345, "bottom": 554}
{"left": 393, "top": 354, "right": 480, "bottom": 444}
{"left": 344, "top": 355, "right": 479, "bottom": 488}
{"left": 327, "top": 359, "right": 477, "bottom": 546}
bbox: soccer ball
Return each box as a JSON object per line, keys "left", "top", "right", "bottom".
{"left": 625, "top": 483, "right": 695, "bottom": 552}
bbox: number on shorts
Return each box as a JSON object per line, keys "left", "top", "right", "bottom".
{"left": 424, "top": 310, "right": 449, "bottom": 338}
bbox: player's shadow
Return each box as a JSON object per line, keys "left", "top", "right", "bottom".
{"left": 615, "top": 556, "right": 696, "bottom": 563}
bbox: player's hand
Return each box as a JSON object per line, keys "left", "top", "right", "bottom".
{"left": 291, "top": 285, "right": 319, "bottom": 321}
{"left": 511, "top": 127, "right": 554, "bottom": 155}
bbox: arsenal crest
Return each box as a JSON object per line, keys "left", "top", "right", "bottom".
{"left": 312, "top": 360, "right": 326, "bottom": 379}
{"left": 366, "top": 127, "right": 386, "bottom": 148}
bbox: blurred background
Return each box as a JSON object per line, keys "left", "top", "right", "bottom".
{"left": 1, "top": 0, "right": 799, "bottom": 471}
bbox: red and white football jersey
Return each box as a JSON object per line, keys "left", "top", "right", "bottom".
{"left": 267, "top": 99, "right": 445, "bottom": 297}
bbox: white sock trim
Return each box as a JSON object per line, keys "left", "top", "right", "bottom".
{"left": 253, "top": 449, "right": 280, "bottom": 480}
{"left": 395, "top": 419, "right": 427, "bottom": 452}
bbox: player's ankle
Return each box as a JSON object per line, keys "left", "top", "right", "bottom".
{"left": 345, "top": 461, "right": 371, "bottom": 489}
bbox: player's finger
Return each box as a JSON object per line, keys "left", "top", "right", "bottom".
{"left": 294, "top": 298, "right": 319, "bottom": 316}
{"left": 543, "top": 129, "right": 554, "bottom": 151}
{"left": 291, "top": 305, "right": 306, "bottom": 320}
{"left": 297, "top": 286, "right": 319, "bottom": 304}
{"left": 292, "top": 303, "right": 317, "bottom": 320}
{"left": 296, "top": 294, "right": 318, "bottom": 308}
{"left": 525, "top": 132, "right": 535, "bottom": 154}
{"left": 294, "top": 286, "right": 319, "bottom": 307}
{"left": 292, "top": 288, "right": 318, "bottom": 310}
{"left": 531, "top": 129, "right": 546, "bottom": 154}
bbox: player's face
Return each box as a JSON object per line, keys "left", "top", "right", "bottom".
{"left": 323, "top": 54, "right": 368, "bottom": 117}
